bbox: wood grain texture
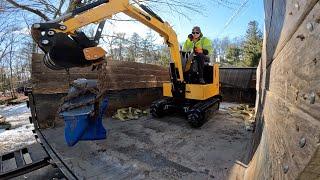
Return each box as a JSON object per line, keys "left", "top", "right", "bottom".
{"left": 31, "top": 53, "right": 170, "bottom": 94}
{"left": 98, "top": 62, "right": 169, "bottom": 92}
{"left": 32, "top": 88, "right": 163, "bottom": 129}
{"left": 264, "top": 0, "right": 319, "bottom": 66}
{"left": 245, "top": 1, "right": 320, "bottom": 180}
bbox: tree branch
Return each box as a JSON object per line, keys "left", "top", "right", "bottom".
{"left": 5, "top": 0, "right": 50, "bottom": 21}
{"left": 53, "top": 0, "right": 65, "bottom": 19}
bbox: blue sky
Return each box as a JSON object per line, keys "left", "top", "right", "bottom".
{"left": 166, "top": 0, "right": 265, "bottom": 41}
{"left": 6, "top": 0, "right": 264, "bottom": 45}
{"left": 110, "top": 0, "right": 265, "bottom": 43}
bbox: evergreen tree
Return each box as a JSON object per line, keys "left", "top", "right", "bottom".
{"left": 128, "top": 33, "right": 142, "bottom": 61}
{"left": 225, "top": 44, "right": 241, "bottom": 65}
{"left": 242, "top": 21, "right": 263, "bottom": 67}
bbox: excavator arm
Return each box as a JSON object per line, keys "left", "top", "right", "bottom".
{"left": 31, "top": 0, "right": 184, "bottom": 81}
{"left": 31, "top": 0, "right": 222, "bottom": 132}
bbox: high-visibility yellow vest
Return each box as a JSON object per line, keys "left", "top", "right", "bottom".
{"left": 182, "top": 36, "right": 213, "bottom": 55}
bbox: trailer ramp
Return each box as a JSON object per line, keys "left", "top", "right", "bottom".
{"left": 0, "top": 143, "right": 50, "bottom": 180}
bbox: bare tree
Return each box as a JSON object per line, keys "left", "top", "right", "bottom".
{"left": 102, "top": 35, "right": 116, "bottom": 58}
{"left": 4, "top": 0, "right": 72, "bottom": 20}
{"left": 0, "top": 0, "right": 245, "bottom": 86}
{"left": 4, "top": 0, "right": 243, "bottom": 22}
{"left": 140, "top": 29, "right": 157, "bottom": 63}
{"left": 0, "top": 15, "right": 13, "bottom": 62}
{"left": 113, "top": 33, "right": 128, "bottom": 61}
{"left": 2, "top": 31, "right": 22, "bottom": 98}
{"left": 127, "top": 33, "right": 142, "bottom": 62}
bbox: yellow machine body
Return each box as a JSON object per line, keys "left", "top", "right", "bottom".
{"left": 31, "top": 0, "right": 221, "bottom": 127}
{"left": 163, "top": 64, "right": 220, "bottom": 100}
{"left": 31, "top": 0, "right": 220, "bottom": 102}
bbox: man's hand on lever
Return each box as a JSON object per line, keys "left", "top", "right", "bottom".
{"left": 195, "top": 47, "right": 203, "bottom": 54}
{"left": 194, "top": 47, "right": 209, "bottom": 55}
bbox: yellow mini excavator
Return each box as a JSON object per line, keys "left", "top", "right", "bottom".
{"left": 31, "top": 0, "right": 221, "bottom": 128}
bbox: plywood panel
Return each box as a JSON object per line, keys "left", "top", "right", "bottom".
{"left": 246, "top": 1, "right": 320, "bottom": 180}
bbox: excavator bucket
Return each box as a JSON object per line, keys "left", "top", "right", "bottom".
{"left": 31, "top": 26, "right": 103, "bottom": 70}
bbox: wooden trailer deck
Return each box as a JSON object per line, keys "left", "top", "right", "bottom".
{"left": 40, "top": 106, "right": 251, "bottom": 179}
{"left": 27, "top": 53, "right": 257, "bottom": 179}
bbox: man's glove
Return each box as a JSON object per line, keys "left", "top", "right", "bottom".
{"left": 188, "top": 34, "right": 193, "bottom": 40}
{"left": 194, "top": 47, "right": 209, "bottom": 55}
{"left": 194, "top": 47, "right": 203, "bottom": 54}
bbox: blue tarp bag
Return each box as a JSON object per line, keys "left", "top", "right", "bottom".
{"left": 59, "top": 79, "right": 108, "bottom": 146}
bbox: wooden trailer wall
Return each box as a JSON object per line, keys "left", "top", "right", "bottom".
{"left": 219, "top": 67, "right": 256, "bottom": 103}
{"left": 243, "top": 1, "right": 320, "bottom": 179}
{"left": 31, "top": 53, "right": 169, "bottom": 128}
{"left": 31, "top": 53, "right": 258, "bottom": 129}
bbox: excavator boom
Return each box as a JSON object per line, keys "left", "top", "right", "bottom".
{"left": 31, "top": 0, "right": 183, "bottom": 81}
{"left": 31, "top": 0, "right": 221, "bottom": 130}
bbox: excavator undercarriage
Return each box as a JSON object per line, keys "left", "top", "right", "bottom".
{"left": 151, "top": 97, "right": 220, "bottom": 128}
{"left": 31, "top": 0, "right": 221, "bottom": 129}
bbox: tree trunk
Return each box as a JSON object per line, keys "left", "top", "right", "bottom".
{"left": 8, "top": 40, "right": 15, "bottom": 99}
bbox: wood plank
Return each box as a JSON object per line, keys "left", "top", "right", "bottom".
{"left": 0, "top": 156, "right": 2, "bottom": 173}
{"left": 246, "top": 2, "right": 320, "bottom": 180}
{"left": 32, "top": 54, "right": 167, "bottom": 73}
{"left": 32, "top": 53, "right": 169, "bottom": 94}
{"left": 33, "top": 74, "right": 168, "bottom": 83}
{"left": 28, "top": 143, "right": 48, "bottom": 162}
{"left": 264, "top": 0, "right": 319, "bottom": 66}
{"left": 266, "top": 2, "right": 320, "bottom": 120}
{"left": 2, "top": 158, "right": 16, "bottom": 173}
{"left": 13, "top": 151, "right": 25, "bottom": 168}
{"left": 33, "top": 80, "right": 167, "bottom": 94}
{"left": 260, "top": 93, "right": 320, "bottom": 179}
{"left": 298, "top": 145, "right": 320, "bottom": 179}
{"left": 105, "top": 60, "right": 167, "bottom": 70}
{"left": 98, "top": 67, "right": 168, "bottom": 76}
{"left": 23, "top": 153, "right": 32, "bottom": 165}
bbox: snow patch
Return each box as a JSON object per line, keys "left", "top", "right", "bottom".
{"left": 0, "top": 103, "right": 36, "bottom": 155}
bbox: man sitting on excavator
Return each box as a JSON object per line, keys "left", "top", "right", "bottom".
{"left": 182, "top": 26, "right": 213, "bottom": 84}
